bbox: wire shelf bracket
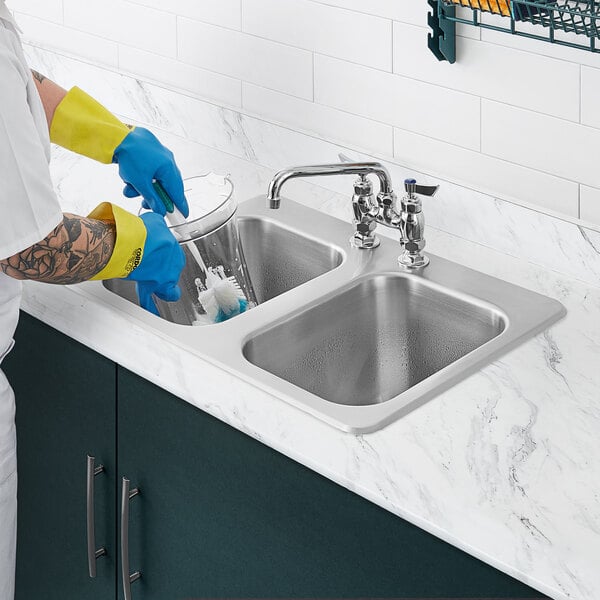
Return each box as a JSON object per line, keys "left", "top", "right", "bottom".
{"left": 427, "top": 0, "right": 457, "bottom": 63}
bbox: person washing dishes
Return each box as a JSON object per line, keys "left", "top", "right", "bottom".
{"left": 0, "top": 3, "right": 188, "bottom": 598}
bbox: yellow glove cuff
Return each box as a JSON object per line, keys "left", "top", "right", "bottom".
{"left": 88, "top": 203, "right": 147, "bottom": 280}
{"left": 50, "top": 87, "right": 132, "bottom": 164}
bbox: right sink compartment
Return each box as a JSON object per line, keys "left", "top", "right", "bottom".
{"left": 238, "top": 245, "right": 565, "bottom": 433}
{"left": 243, "top": 274, "right": 506, "bottom": 407}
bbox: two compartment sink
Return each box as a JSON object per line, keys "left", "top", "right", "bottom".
{"left": 102, "top": 196, "right": 565, "bottom": 432}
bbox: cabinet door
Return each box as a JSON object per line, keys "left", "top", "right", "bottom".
{"left": 2, "top": 312, "right": 117, "bottom": 600}
{"left": 117, "top": 366, "right": 546, "bottom": 599}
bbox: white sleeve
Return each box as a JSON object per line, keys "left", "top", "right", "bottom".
{"left": 0, "top": 34, "right": 62, "bottom": 260}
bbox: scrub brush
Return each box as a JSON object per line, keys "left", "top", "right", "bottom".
{"left": 197, "top": 267, "right": 249, "bottom": 323}
{"left": 152, "top": 180, "right": 249, "bottom": 323}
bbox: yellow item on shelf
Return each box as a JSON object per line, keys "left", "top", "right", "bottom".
{"left": 49, "top": 87, "right": 132, "bottom": 164}
{"left": 449, "top": 0, "right": 511, "bottom": 17}
{"left": 87, "top": 203, "right": 147, "bottom": 280}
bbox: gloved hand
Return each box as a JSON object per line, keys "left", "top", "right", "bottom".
{"left": 113, "top": 127, "right": 189, "bottom": 218}
{"left": 87, "top": 203, "right": 185, "bottom": 315}
{"left": 50, "top": 87, "right": 189, "bottom": 217}
{"left": 125, "top": 212, "right": 186, "bottom": 315}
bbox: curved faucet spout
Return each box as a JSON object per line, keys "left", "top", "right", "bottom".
{"left": 266, "top": 162, "right": 393, "bottom": 209}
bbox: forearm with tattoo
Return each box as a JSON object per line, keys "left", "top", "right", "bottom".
{"left": 30, "top": 69, "right": 67, "bottom": 127}
{"left": 31, "top": 69, "right": 46, "bottom": 85}
{"left": 0, "top": 214, "right": 115, "bottom": 284}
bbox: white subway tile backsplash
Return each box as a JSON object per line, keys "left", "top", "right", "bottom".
{"left": 482, "top": 100, "right": 600, "bottom": 189}
{"left": 16, "top": 13, "right": 119, "bottom": 67}
{"left": 242, "top": 0, "right": 392, "bottom": 71}
{"left": 394, "top": 21, "right": 580, "bottom": 121}
{"left": 310, "top": 0, "right": 419, "bottom": 23}
{"left": 315, "top": 54, "right": 481, "bottom": 150}
{"left": 311, "top": 0, "right": 478, "bottom": 39}
{"left": 8, "top": 0, "right": 62, "bottom": 23}
{"left": 14, "top": 0, "right": 600, "bottom": 232}
{"left": 242, "top": 83, "right": 393, "bottom": 156}
{"left": 126, "top": 0, "right": 241, "bottom": 30}
{"left": 581, "top": 186, "right": 600, "bottom": 225}
{"left": 177, "top": 17, "right": 313, "bottom": 100}
{"left": 393, "top": 127, "right": 579, "bottom": 217}
{"left": 581, "top": 67, "right": 600, "bottom": 130}
{"left": 63, "top": 0, "right": 176, "bottom": 57}
{"left": 118, "top": 46, "right": 242, "bottom": 108}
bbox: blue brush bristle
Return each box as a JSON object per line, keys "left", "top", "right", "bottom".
{"left": 214, "top": 298, "right": 248, "bottom": 323}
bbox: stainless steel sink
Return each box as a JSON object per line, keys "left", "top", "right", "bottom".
{"left": 103, "top": 214, "right": 344, "bottom": 315}
{"left": 97, "top": 196, "right": 565, "bottom": 432}
{"left": 243, "top": 274, "right": 505, "bottom": 407}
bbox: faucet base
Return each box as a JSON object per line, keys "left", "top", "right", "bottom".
{"left": 350, "top": 233, "right": 380, "bottom": 249}
{"left": 398, "top": 252, "right": 430, "bottom": 271}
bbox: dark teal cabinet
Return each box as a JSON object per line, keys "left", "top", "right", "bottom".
{"left": 2, "top": 312, "right": 117, "bottom": 600}
{"left": 4, "top": 313, "right": 547, "bottom": 599}
{"left": 117, "top": 367, "right": 547, "bottom": 599}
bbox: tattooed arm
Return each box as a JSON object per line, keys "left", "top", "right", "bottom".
{"left": 0, "top": 214, "right": 115, "bottom": 284}
{"left": 31, "top": 70, "right": 67, "bottom": 128}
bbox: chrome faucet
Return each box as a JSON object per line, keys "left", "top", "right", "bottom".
{"left": 266, "top": 162, "right": 438, "bottom": 270}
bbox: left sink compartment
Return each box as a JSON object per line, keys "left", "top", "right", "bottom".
{"left": 103, "top": 214, "right": 344, "bottom": 324}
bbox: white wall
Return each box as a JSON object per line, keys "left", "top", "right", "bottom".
{"left": 8, "top": 0, "right": 600, "bottom": 226}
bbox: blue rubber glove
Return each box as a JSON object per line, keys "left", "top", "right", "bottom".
{"left": 126, "top": 212, "right": 186, "bottom": 315}
{"left": 113, "top": 127, "right": 190, "bottom": 218}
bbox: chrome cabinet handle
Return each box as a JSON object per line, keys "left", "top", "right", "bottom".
{"left": 121, "top": 477, "right": 141, "bottom": 600}
{"left": 86, "top": 455, "right": 107, "bottom": 578}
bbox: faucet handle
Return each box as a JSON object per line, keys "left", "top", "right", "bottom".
{"left": 404, "top": 178, "right": 439, "bottom": 197}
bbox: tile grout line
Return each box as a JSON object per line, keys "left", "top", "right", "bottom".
{"left": 479, "top": 97, "right": 483, "bottom": 153}
{"left": 175, "top": 14, "right": 179, "bottom": 60}
{"left": 390, "top": 19, "right": 394, "bottom": 74}
{"left": 311, "top": 51, "right": 315, "bottom": 102}
{"left": 578, "top": 64, "right": 582, "bottom": 219}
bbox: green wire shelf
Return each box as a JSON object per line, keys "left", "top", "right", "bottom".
{"left": 428, "top": 0, "right": 600, "bottom": 62}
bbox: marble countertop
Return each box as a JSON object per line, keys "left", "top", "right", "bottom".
{"left": 20, "top": 130, "right": 600, "bottom": 600}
